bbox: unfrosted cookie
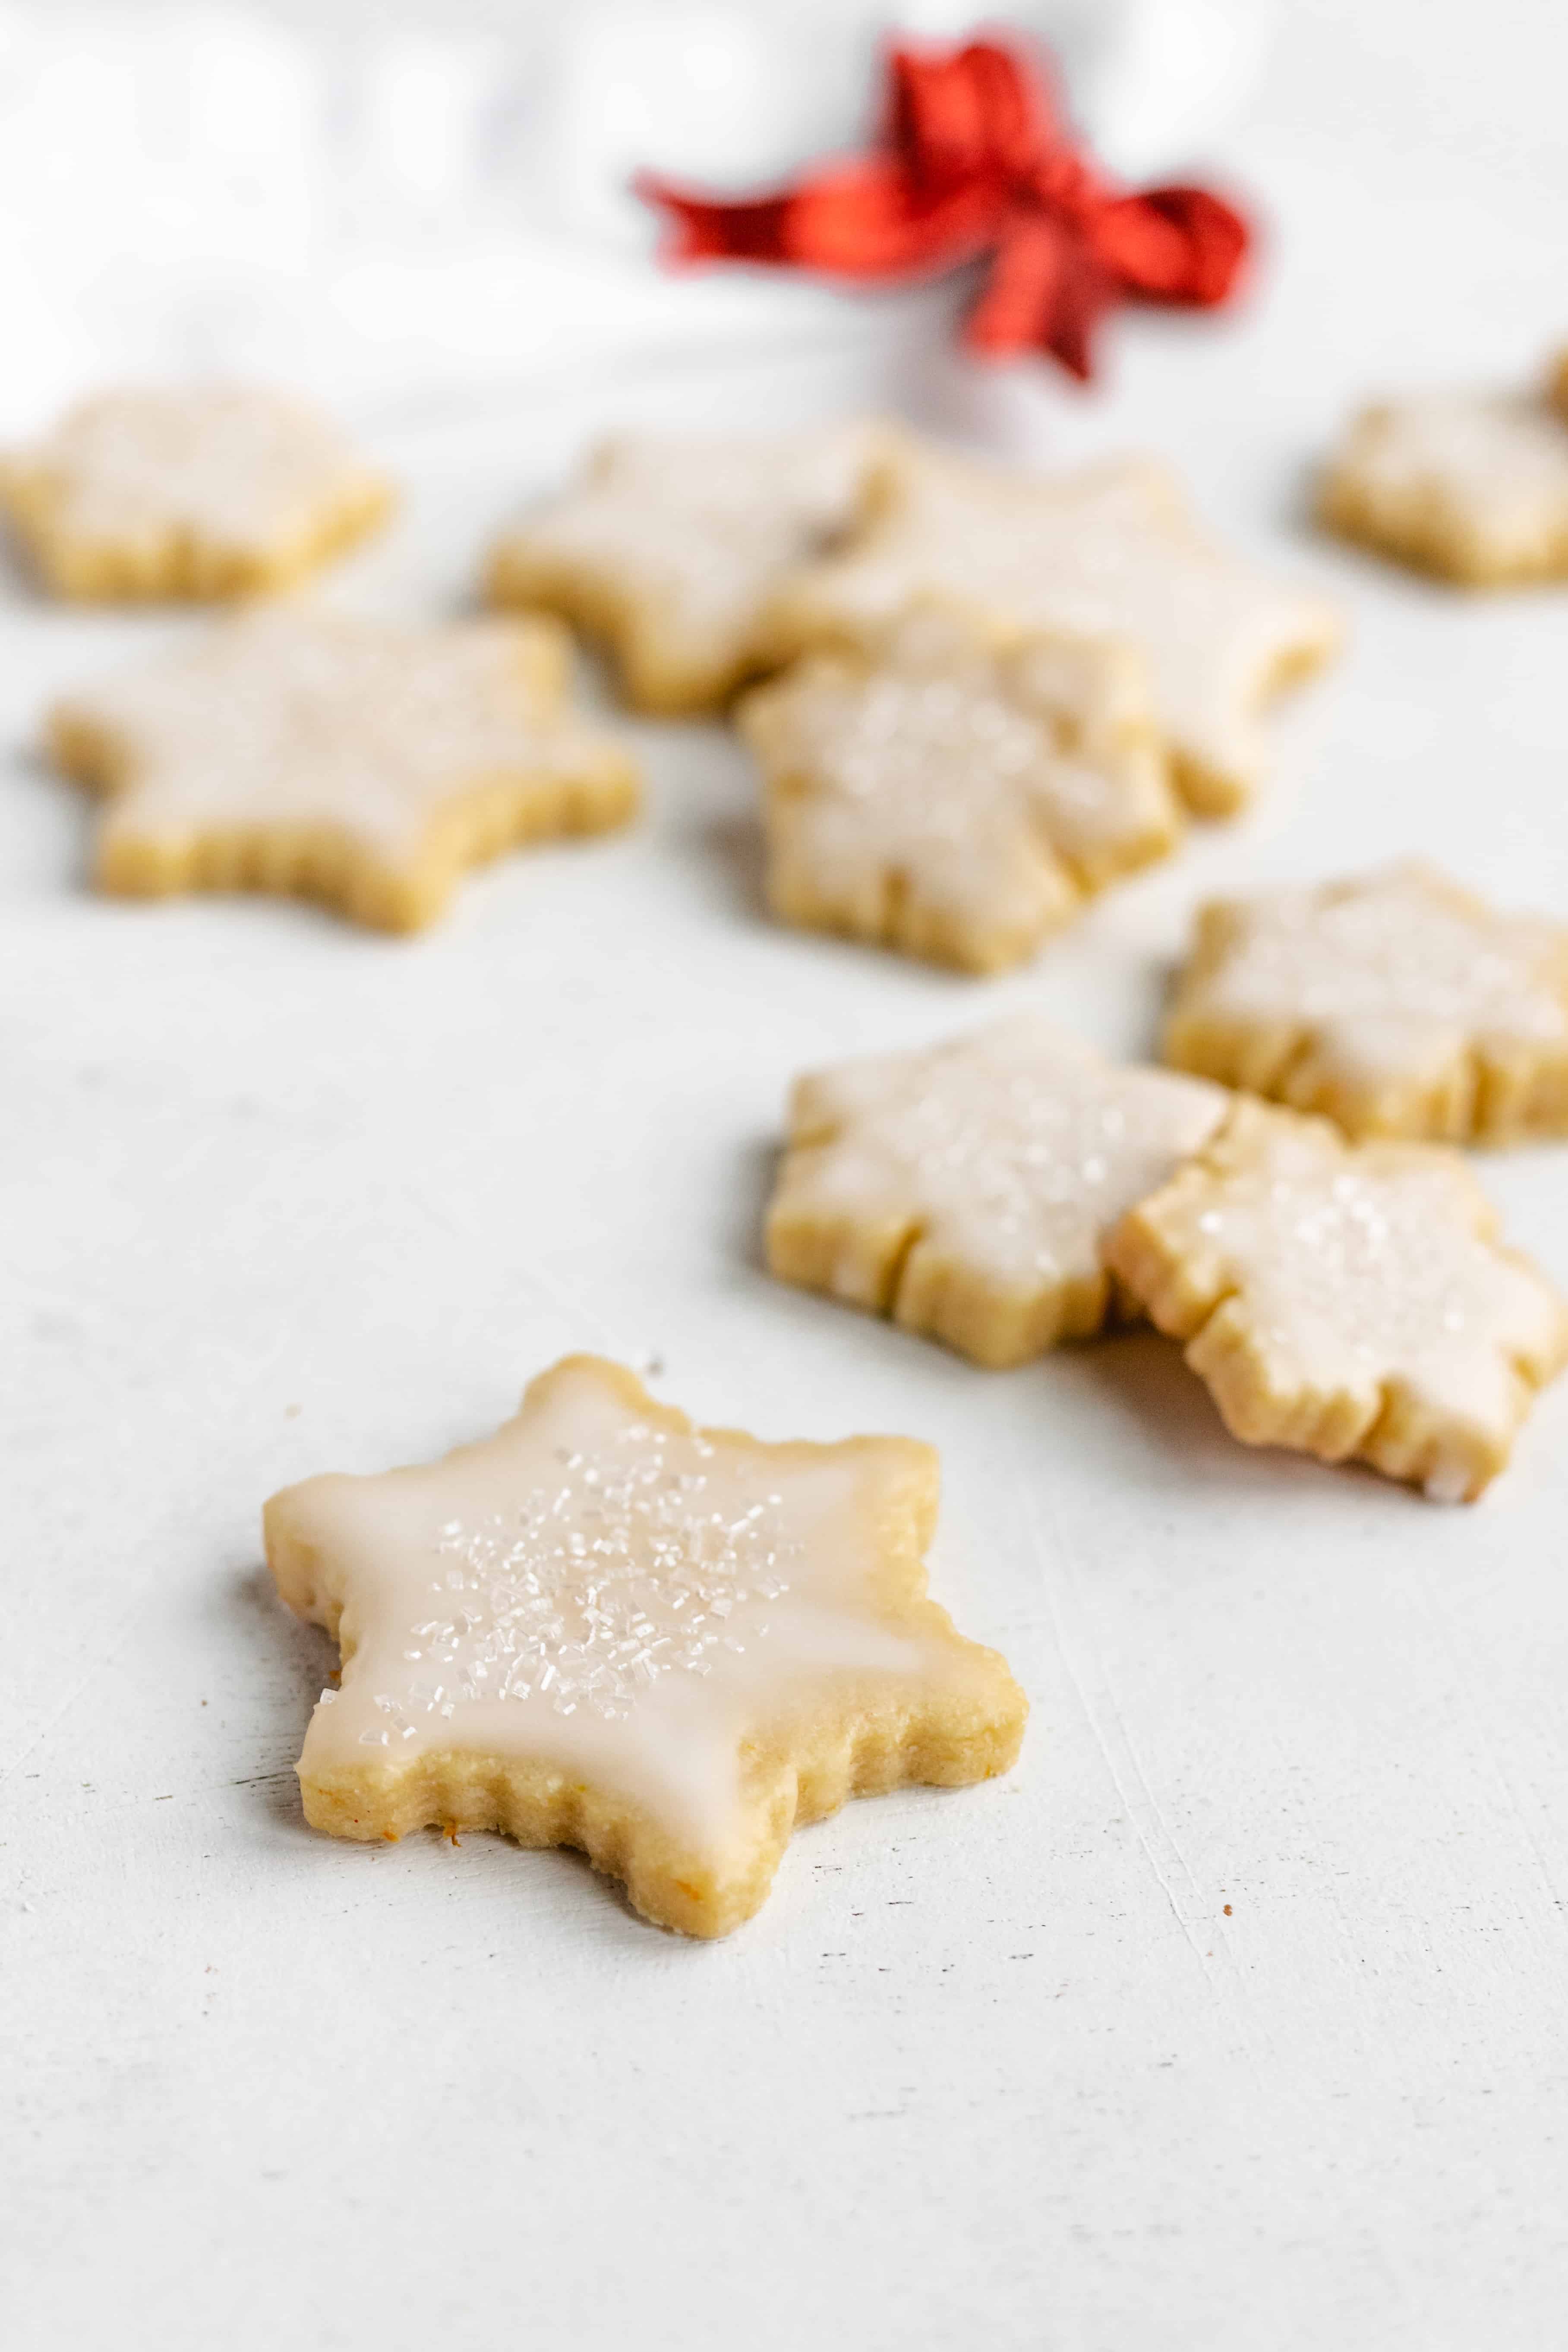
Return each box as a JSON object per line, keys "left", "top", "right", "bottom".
{"left": 1106, "top": 1101, "right": 1568, "bottom": 1501}
{"left": 1165, "top": 863, "right": 1568, "bottom": 1144}
{"left": 0, "top": 385, "right": 393, "bottom": 599}
{"left": 48, "top": 608, "right": 639, "bottom": 931}
{"left": 763, "top": 447, "right": 1341, "bottom": 817}
{"left": 1318, "top": 382, "right": 1568, "bottom": 584}
{"left": 265, "top": 1354, "right": 1025, "bottom": 1938}
{"left": 738, "top": 609, "right": 1180, "bottom": 975}
{"left": 486, "top": 422, "right": 891, "bottom": 713}
{"left": 766, "top": 1016, "right": 1229, "bottom": 1367}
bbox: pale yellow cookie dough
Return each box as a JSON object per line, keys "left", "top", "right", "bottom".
{"left": 486, "top": 421, "right": 893, "bottom": 713}
{"left": 48, "top": 607, "right": 639, "bottom": 932}
{"left": 1164, "top": 863, "right": 1568, "bottom": 1143}
{"left": 1105, "top": 1100, "right": 1568, "bottom": 1501}
{"left": 265, "top": 1355, "right": 1026, "bottom": 1938}
{"left": 739, "top": 608, "right": 1180, "bottom": 975}
{"left": 762, "top": 444, "right": 1341, "bottom": 817}
{"left": 0, "top": 384, "right": 393, "bottom": 600}
{"left": 1318, "top": 381, "right": 1568, "bottom": 585}
{"left": 766, "top": 1016, "right": 1229, "bottom": 1367}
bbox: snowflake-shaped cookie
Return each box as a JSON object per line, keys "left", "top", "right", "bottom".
{"left": 763, "top": 447, "right": 1341, "bottom": 816}
{"left": 48, "top": 607, "right": 639, "bottom": 931}
{"left": 265, "top": 1354, "right": 1025, "bottom": 1937}
{"left": 766, "top": 1016, "right": 1229, "bottom": 1367}
{"left": 1318, "top": 378, "right": 1568, "bottom": 584}
{"left": 486, "top": 422, "right": 891, "bottom": 713}
{"left": 739, "top": 609, "right": 1180, "bottom": 975}
{"left": 1164, "top": 863, "right": 1568, "bottom": 1144}
{"left": 1106, "top": 1101, "right": 1568, "bottom": 1501}
{"left": 0, "top": 385, "right": 393, "bottom": 599}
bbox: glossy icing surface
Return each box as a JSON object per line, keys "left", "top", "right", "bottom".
{"left": 281, "top": 1361, "right": 931, "bottom": 1844}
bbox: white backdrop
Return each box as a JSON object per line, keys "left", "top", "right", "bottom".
{"left": 5, "top": 4, "right": 1568, "bottom": 2349}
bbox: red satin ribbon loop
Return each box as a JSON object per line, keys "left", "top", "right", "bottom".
{"left": 638, "top": 38, "right": 1252, "bottom": 381}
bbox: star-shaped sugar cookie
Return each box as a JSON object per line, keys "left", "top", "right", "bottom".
{"left": 48, "top": 607, "right": 640, "bottom": 931}
{"left": 739, "top": 609, "right": 1180, "bottom": 975}
{"left": 762, "top": 446, "right": 1342, "bottom": 816}
{"left": 486, "top": 422, "right": 892, "bottom": 713}
{"left": 1318, "top": 376, "right": 1568, "bottom": 584}
{"left": 1105, "top": 1101, "right": 1568, "bottom": 1501}
{"left": 1164, "top": 864, "right": 1568, "bottom": 1143}
{"left": 0, "top": 385, "right": 393, "bottom": 599}
{"left": 766, "top": 1016, "right": 1229, "bottom": 1367}
{"left": 265, "top": 1355, "right": 1025, "bottom": 1937}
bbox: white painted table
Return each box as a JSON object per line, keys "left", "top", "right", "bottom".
{"left": 5, "top": 8, "right": 1568, "bottom": 2344}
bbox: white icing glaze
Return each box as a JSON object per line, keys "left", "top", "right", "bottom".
{"left": 1335, "top": 392, "right": 1568, "bottom": 552}
{"left": 290, "top": 1362, "right": 927, "bottom": 1843}
{"left": 9, "top": 385, "right": 384, "bottom": 549}
{"left": 780, "top": 453, "right": 1339, "bottom": 791}
{"left": 62, "top": 608, "right": 614, "bottom": 859}
{"left": 749, "top": 622, "right": 1171, "bottom": 926}
{"left": 1190, "top": 866, "right": 1568, "bottom": 1084}
{"left": 792, "top": 1015, "right": 1228, "bottom": 1286}
{"left": 498, "top": 422, "right": 884, "bottom": 649}
{"left": 1173, "top": 1119, "right": 1565, "bottom": 1479}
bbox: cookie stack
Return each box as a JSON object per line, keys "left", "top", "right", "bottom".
{"left": 490, "top": 418, "right": 1342, "bottom": 967}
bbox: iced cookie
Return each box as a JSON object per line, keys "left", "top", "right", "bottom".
{"left": 1106, "top": 1101, "right": 1568, "bottom": 1501}
{"left": 1164, "top": 863, "right": 1568, "bottom": 1144}
{"left": 763, "top": 447, "right": 1341, "bottom": 816}
{"left": 766, "top": 1016, "right": 1229, "bottom": 1367}
{"left": 486, "top": 421, "right": 892, "bottom": 713}
{"left": 265, "top": 1354, "right": 1025, "bottom": 1937}
{"left": 48, "top": 607, "right": 639, "bottom": 931}
{"left": 1318, "top": 377, "right": 1568, "bottom": 584}
{"left": 738, "top": 609, "right": 1180, "bottom": 975}
{"left": 0, "top": 385, "right": 393, "bottom": 599}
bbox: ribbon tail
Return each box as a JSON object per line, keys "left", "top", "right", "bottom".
{"left": 636, "top": 174, "right": 794, "bottom": 265}
{"left": 638, "top": 160, "right": 999, "bottom": 280}
{"left": 965, "top": 212, "right": 1113, "bottom": 379}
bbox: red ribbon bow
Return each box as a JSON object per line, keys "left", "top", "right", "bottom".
{"left": 637, "top": 38, "right": 1251, "bottom": 382}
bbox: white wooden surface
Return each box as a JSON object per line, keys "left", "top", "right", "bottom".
{"left": 5, "top": 7, "right": 1568, "bottom": 2345}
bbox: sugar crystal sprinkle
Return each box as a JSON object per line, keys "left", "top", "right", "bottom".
{"left": 1202, "top": 871, "right": 1568, "bottom": 1048}
{"left": 795, "top": 1020, "right": 1227, "bottom": 1280}
{"left": 368, "top": 1421, "right": 796, "bottom": 1731}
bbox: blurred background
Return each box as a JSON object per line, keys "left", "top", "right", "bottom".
{"left": 0, "top": 0, "right": 1275, "bottom": 429}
